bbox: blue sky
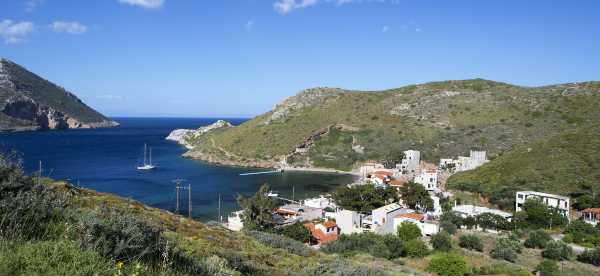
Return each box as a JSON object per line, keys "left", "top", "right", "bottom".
{"left": 1, "top": 0, "right": 599, "bottom": 117}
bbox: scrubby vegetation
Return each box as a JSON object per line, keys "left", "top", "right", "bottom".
{"left": 332, "top": 184, "right": 399, "bottom": 213}
{"left": 321, "top": 233, "right": 404, "bottom": 260}
{"left": 458, "top": 234, "right": 483, "bottom": 252}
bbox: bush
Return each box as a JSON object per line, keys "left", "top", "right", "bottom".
{"left": 70, "top": 208, "right": 164, "bottom": 262}
{"left": 458, "top": 234, "right": 483, "bottom": 252}
{"left": 440, "top": 220, "right": 458, "bottom": 235}
{"left": 577, "top": 248, "right": 600, "bottom": 266}
{"left": 0, "top": 239, "right": 111, "bottom": 275}
{"left": 279, "top": 221, "right": 311, "bottom": 243}
{"left": 542, "top": 240, "right": 572, "bottom": 261}
{"left": 322, "top": 233, "right": 404, "bottom": 260}
{"left": 396, "top": 221, "right": 422, "bottom": 242}
{"left": 536, "top": 260, "right": 559, "bottom": 276}
{"left": 302, "top": 257, "right": 385, "bottom": 276}
{"left": 524, "top": 230, "right": 552, "bottom": 249}
{"left": 403, "top": 239, "right": 429, "bottom": 258}
{"left": 490, "top": 236, "right": 522, "bottom": 262}
{"left": 247, "top": 231, "right": 311, "bottom": 257}
{"left": 430, "top": 232, "right": 453, "bottom": 252}
{"left": 476, "top": 212, "right": 512, "bottom": 231}
{"left": 427, "top": 253, "right": 468, "bottom": 276}
{"left": 565, "top": 220, "right": 600, "bottom": 246}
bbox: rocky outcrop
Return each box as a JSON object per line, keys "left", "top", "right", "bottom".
{"left": 0, "top": 94, "right": 119, "bottom": 131}
{"left": 265, "top": 87, "right": 343, "bottom": 124}
{"left": 0, "top": 58, "right": 118, "bottom": 132}
{"left": 166, "top": 120, "right": 233, "bottom": 148}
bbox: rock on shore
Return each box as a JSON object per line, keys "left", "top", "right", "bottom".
{"left": 166, "top": 120, "right": 233, "bottom": 148}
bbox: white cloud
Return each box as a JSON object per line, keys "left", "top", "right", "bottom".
{"left": 49, "top": 21, "right": 88, "bottom": 34}
{"left": 118, "top": 0, "right": 164, "bottom": 9}
{"left": 382, "top": 25, "right": 389, "bottom": 33}
{"left": 274, "top": 0, "right": 318, "bottom": 14}
{"left": 0, "top": 20, "right": 34, "bottom": 44}
{"left": 245, "top": 20, "right": 255, "bottom": 31}
{"left": 25, "top": 0, "right": 44, "bottom": 12}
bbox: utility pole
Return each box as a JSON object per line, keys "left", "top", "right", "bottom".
{"left": 218, "top": 193, "right": 222, "bottom": 222}
{"left": 188, "top": 184, "right": 192, "bottom": 219}
{"left": 292, "top": 185, "right": 295, "bottom": 201}
{"left": 38, "top": 160, "right": 42, "bottom": 185}
{"left": 173, "top": 179, "right": 186, "bottom": 214}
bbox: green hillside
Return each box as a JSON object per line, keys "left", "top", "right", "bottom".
{"left": 186, "top": 79, "right": 600, "bottom": 171}
{"left": 0, "top": 58, "right": 114, "bottom": 131}
{"left": 447, "top": 123, "right": 600, "bottom": 210}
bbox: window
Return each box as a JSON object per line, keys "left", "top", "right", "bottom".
{"left": 518, "top": 194, "right": 523, "bottom": 199}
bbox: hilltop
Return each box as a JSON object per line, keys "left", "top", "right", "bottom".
{"left": 0, "top": 58, "right": 117, "bottom": 131}
{"left": 183, "top": 79, "right": 600, "bottom": 172}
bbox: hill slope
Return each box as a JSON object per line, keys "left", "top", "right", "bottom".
{"left": 0, "top": 58, "right": 117, "bottom": 131}
{"left": 184, "top": 79, "right": 600, "bottom": 171}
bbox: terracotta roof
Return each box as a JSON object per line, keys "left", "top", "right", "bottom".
{"left": 395, "top": 213, "right": 424, "bottom": 221}
{"left": 373, "top": 171, "right": 393, "bottom": 176}
{"left": 275, "top": 208, "right": 298, "bottom": 215}
{"left": 389, "top": 178, "right": 407, "bottom": 186}
{"left": 583, "top": 208, "right": 600, "bottom": 214}
{"left": 322, "top": 220, "right": 337, "bottom": 228}
{"left": 304, "top": 223, "right": 338, "bottom": 244}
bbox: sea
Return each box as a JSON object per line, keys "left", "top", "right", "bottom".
{"left": 0, "top": 118, "right": 355, "bottom": 221}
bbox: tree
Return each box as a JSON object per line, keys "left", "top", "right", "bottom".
{"left": 280, "top": 221, "right": 311, "bottom": 243}
{"left": 333, "top": 185, "right": 399, "bottom": 213}
{"left": 399, "top": 182, "right": 433, "bottom": 212}
{"left": 476, "top": 212, "right": 512, "bottom": 231}
{"left": 517, "top": 198, "right": 568, "bottom": 229}
{"left": 431, "top": 232, "right": 453, "bottom": 252}
{"left": 459, "top": 234, "right": 483, "bottom": 252}
{"left": 542, "top": 240, "right": 572, "bottom": 261}
{"left": 536, "top": 260, "right": 560, "bottom": 276}
{"left": 403, "top": 239, "right": 429, "bottom": 258}
{"left": 396, "top": 222, "right": 422, "bottom": 242}
{"left": 490, "top": 236, "right": 522, "bottom": 262}
{"left": 524, "top": 230, "right": 551, "bottom": 249}
{"left": 237, "top": 184, "right": 278, "bottom": 231}
{"left": 440, "top": 220, "right": 458, "bottom": 235}
{"left": 565, "top": 219, "right": 599, "bottom": 245}
{"left": 381, "top": 150, "right": 404, "bottom": 169}
{"left": 427, "top": 253, "right": 468, "bottom": 276}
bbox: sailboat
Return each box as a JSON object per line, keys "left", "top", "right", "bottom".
{"left": 137, "top": 143, "right": 156, "bottom": 170}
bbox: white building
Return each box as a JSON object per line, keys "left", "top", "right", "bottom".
{"left": 453, "top": 204, "right": 513, "bottom": 221}
{"left": 372, "top": 203, "right": 413, "bottom": 234}
{"left": 397, "top": 150, "right": 420, "bottom": 173}
{"left": 515, "top": 191, "right": 570, "bottom": 217}
{"left": 440, "top": 150, "right": 489, "bottom": 173}
{"left": 393, "top": 213, "right": 440, "bottom": 236}
{"left": 335, "top": 210, "right": 364, "bottom": 235}
{"left": 359, "top": 161, "right": 385, "bottom": 177}
{"left": 414, "top": 169, "right": 438, "bottom": 191}
{"left": 303, "top": 196, "right": 336, "bottom": 210}
{"left": 275, "top": 204, "right": 323, "bottom": 223}
{"left": 227, "top": 210, "right": 244, "bottom": 231}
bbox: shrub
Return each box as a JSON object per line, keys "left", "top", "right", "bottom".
{"left": 427, "top": 253, "right": 468, "bottom": 276}
{"left": 247, "top": 231, "right": 311, "bottom": 257}
{"left": 430, "top": 232, "right": 453, "bottom": 252}
{"left": 403, "top": 239, "right": 429, "bottom": 258}
{"left": 279, "top": 221, "right": 311, "bottom": 243}
{"left": 322, "top": 233, "right": 403, "bottom": 260}
{"left": 302, "top": 257, "right": 385, "bottom": 276}
{"left": 536, "top": 260, "right": 559, "bottom": 276}
{"left": 476, "top": 212, "right": 512, "bottom": 231}
{"left": 458, "top": 234, "right": 483, "bottom": 252}
{"left": 0, "top": 239, "right": 111, "bottom": 275}
{"left": 565, "top": 220, "right": 600, "bottom": 246}
{"left": 542, "top": 241, "right": 572, "bottom": 261}
{"left": 396, "top": 222, "right": 422, "bottom": 242}
{"left": 70, "top": 208, "right": 164, "bottom": 262}
{"left": 524, "top": 230, "right": 551, "bottom": 249}
{"left": 440, "top": 220, "right": 458, "bottom": 235}
{"left": 490, "top": 236, "right": 522, "bottom": 262}
{"left": 577, "top": 248, "right": 600, "bottom": 266}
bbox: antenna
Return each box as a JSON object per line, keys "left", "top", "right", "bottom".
{"left": 188, "top": 184, "right": 192, "bottom": 219}
{"left": 218, "top": 193, "right": 222, "bottom": 222}
{"left": 172, "top": 179, "right": 186, "bottom": 214}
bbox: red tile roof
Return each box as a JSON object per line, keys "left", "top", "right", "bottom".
{"left": 373, "top": 171, "right": 393, "bottom": 176}
{"left": 583, "top": 208, "right": 600, "bottom": 215}
{"left": 304, "top": 222, "right": 338, "bottom": 245}
{"left": 275, "top": 208, "right": 298, "bottom": 215}
{"left": 395, "top": 213, "right": 425, "bottom": 221}
{"left": 389, "top": 178, "right": 407, "bottom": 187}
{"left": 322, "top": 220, "right": 337, "bottom": 228}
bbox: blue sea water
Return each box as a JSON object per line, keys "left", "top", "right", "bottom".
{"left": 0, "top": 118, "right": 354, "bottom": 221}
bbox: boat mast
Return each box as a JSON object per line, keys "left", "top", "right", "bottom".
{"left": 149, "top": 146, "right": 152, "bottom": 165}
{"left": 143, "top": 143, "right": 148, "bottom": 166}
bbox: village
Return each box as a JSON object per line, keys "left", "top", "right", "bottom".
{"left": 225, "top": 149, "right": 594, "bottom": 250}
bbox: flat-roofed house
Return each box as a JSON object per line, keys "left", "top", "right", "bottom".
{"left": 515, "top": 191, "right": 570, "bottom": 218}
{"left": 393, "top": 213, "right": 440, "bottom": 236}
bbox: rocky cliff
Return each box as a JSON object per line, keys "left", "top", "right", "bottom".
{"left": 0, "top": 58, "right": 118, "bottom": 132}
{"left": 166, "top": 120, "right": 233, "bottom": 149}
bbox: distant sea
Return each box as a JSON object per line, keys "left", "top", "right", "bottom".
{"left": 0, "top": 118, "right": 354, "bottom": 221}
